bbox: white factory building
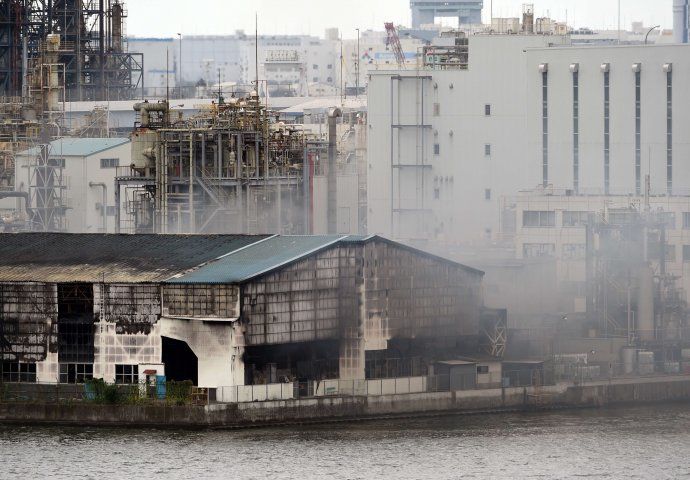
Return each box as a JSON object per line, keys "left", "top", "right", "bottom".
{"left": 13, "top": 138, "right": 131, "bottom": 233}
{"left": 367, "top": 36, "right": 690, "bottom": 249}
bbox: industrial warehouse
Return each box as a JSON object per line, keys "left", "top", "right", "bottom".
{"left": 0, "top": 232, "right": 511, "bottom": 401}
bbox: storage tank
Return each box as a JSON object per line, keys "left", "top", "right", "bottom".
{"left": 130, "top": 130, "right": 158, "bottom": 175}
{"left": 621, "top": 347, "right": 636, "bottom": 374}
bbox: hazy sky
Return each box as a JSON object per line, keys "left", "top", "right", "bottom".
{"left": 127, "top": 1, "right": 674, "bottom": 39}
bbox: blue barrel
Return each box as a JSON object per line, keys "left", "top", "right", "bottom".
{"left": 156, "top": 375, "right": 167, "bottom": 400}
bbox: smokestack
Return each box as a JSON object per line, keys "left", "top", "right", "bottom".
{"left": 674, "top": 0, "right": 689, "bottom": 43}
{"left": 327, "top": 107, "right": 342, "bottom": 234}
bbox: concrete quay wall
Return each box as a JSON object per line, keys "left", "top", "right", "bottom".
{"left": 1, "top": 376, "right": 689, "bottom": 428}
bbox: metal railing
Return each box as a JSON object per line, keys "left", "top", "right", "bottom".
{"left": 217, "top": 370, "right": 552, "bottom": 404}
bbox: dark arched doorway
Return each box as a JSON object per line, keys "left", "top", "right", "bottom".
{"left": 162, "top": 336, "right": 198, "bottom": 385}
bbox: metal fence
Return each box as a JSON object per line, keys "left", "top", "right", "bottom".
{"left": 217, "top": 370, "right": 550, "bottom": 404}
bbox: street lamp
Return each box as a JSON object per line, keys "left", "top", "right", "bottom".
{"left": 645, "top": 25, "right": 661, "bottom": 44}
{"left": 355, "top": 28, "right": 360, "bottom": 99}
{"left": 177, "top": 33, "right": 182, "bottom": 97}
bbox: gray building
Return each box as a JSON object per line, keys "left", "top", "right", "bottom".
{"left": 0, "top": 233, "right": 486, "bottom": 392}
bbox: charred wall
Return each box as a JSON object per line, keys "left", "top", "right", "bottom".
{"left": 242, "top": 246, "right": 359, "bottom": 346}
{"left": 162, "top": 284, "right": 238, "bottom": 320}
{"left": 362, "top": 241, "right": 483, "bottom": 346}
{"left": 0, "top": 282, "right": 57, "bottom": 363}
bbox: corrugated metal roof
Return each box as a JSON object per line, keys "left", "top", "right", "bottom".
{"left": 166, "top": 235, "right": 346, "bottom": 284}
{"left": 18, "top": 137, "right": 129, "bottom": 158}
{"left": 0, "top": 233, "right": 269, "bottom": 283}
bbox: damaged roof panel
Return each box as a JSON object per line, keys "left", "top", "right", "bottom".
{"left": 0, "top": 233, "right": 270, "bottom": 283}
{"left": 165, "top": 235, "right": 347, "bottom": 284}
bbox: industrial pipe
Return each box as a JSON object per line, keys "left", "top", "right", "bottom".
{"left": 133, "top": 101, "right": 169, "bottom": 127}
{"left": 89, "top": 182, "right": 107, "bottom": 233}
{"left": 327, "top": 107, "right": 342, "bottom": 235}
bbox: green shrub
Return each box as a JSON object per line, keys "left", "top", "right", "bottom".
{"left": 86, "top": 378, "right": 121, "bottom": 404}
{"left": 166, "top": 380, "right": 193, "bottom": 405}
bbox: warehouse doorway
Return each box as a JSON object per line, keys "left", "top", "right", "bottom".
{"left": 162, "top": 336, "right": 198, "bottom": 385}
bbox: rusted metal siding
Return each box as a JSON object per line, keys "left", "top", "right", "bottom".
{"left": 362, "top": 240, "right": 482, "bottom": 345}
{"left": 162, "top": 284, "right": 239, "bottom": 319}
{"left": 242, "top": 247, "right": 359, "bottom": 346}
{"left": 0, "top": 283, "right": 57, "bottom": 363}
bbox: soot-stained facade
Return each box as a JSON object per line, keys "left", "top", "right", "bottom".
{"left": 0, "top": 233, "right": 485, "bottom": 388}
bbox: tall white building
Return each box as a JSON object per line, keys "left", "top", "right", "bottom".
{"left": 367, "top": 37, "right": 690, "bottom": 249}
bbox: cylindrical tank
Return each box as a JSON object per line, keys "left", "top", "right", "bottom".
{"left": 621, "top": 347, "right": 636, "bottom": 374}
{"left": 637, "top": 265, "right": 655, "bottom": 341}
{"left": 673, "top": 0, "right": 689, "bottom": 43}
{"left": 130, "top": 130, "right": 158, "bottom": 173}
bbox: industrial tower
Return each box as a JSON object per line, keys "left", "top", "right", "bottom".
{"left": 0, "top": 0, "right": 143, "bottom": 101}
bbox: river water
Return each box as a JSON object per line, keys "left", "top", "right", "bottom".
{"left": 2, "top": 404, "right": 690, "bottom": 479}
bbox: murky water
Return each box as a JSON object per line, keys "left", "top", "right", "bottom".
{"left": 2, "top": 404, "right": 690, "bottom": 479}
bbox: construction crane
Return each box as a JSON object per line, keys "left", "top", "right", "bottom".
{"left": 384, "top": 22, "right": 406, "bottom": 68}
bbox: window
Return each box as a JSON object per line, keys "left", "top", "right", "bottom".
{"left": 434, "top": 187, "right": 440, "bottom": 200}
{"left": 562, "top": 211, "right": 589, "bottom": 227}
{"left": 59, "top": 363, "right": 93, "bottom": 383}
{"left": 635, "top": 68, "right": 641, "bottom": 195}
{"left": 116, "top": 364, "right": 138, "bottom": 384}
{"left": 484, "top": 144, "right": 491, "bottom": 157}
{"left": 683, "top": 245, "right": 690, "bottom": 262}
{"left": 312, "top": 64, "right": 318, "bottom": 70}
{"left": 542, "top": 70, "right": 549, "bottom": 187}
{"left": 604, "top": 70, "right": 610, "bottom": 194}
{"left": 327, "top": 64, "right": 333, "bottom": 69}
{"left": 484, "top": 189, "right": 491, "bottom": 200}
{"left": 477, "top": 365, "right": 489, "bottom": 374}
{"left": 100, "top": 158, "right": 118, "bottom": 169}
{"left": 312, "top": 77, "right": 318, "bottom": 82}
{"left": 523, "top": 243, "right": 555, "bottom": 258}
{"left": 522, "top": 210, "right": 555, "bottom": 227}
{"left": 106, "top": 206, "right": 117, "bottom": 216}
{"left": 563, "top": 243, "right": 586, "bottom": 260}
{"left": 48, "top": 158, "right": 65, "bottom": 168}
{"left": 484, "top": 104, "right": 491, "bottom": 116}
{"left": 573, "top": 69, "right": 579, "bottom": 193}
{"left": 433, "top": 143, "right": 440, "bottom": 155}
{"left": 667, "top": 70, "right": 673, "bottom": 194}
{"left": 666, "top": 245, "right": 676, "bottom": 262}
{"left": 433, "top": 103, "right": 440, "bottom": 116}
{"left": 1, "top": 361, "right": 36, "bottom": 383}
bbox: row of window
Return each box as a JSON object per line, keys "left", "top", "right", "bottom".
{"left": 37, "top": 158, "right": 120, "bottom": 169}
{"left": 522, "top": 242, "right": 690, "bottom": 262}
{"left": 523, "top": 211, "right": 690, "bottom": 229}
{"left": 0, "top": 363, "right": 141, "bottom": 384}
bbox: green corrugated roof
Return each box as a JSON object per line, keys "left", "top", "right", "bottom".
{"left": 165, "top": 235, "right": 347, "bottom": 284}
{"left": 18, "top": 137, "right": 129, "bottom": 158}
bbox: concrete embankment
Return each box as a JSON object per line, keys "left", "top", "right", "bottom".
{"left": 2, "top": 376, "right": 690, "bottom": 428}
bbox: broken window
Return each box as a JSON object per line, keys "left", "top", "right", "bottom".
{"left": 57, "top": 283, "right": 95, "bottom": 364}
{"left": 1, "top": 361, "right": 36, "bottom": 382}
{"left": 59, "top": 363, "right": 93, "bottom": 383}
